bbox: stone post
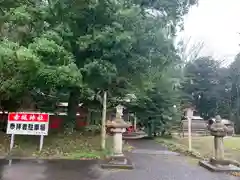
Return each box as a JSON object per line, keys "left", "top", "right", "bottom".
{"left": 199, "top": 115, "right": 240, "bottom": 172}
{"left": 101, "top": 104, "right": 133, "bottom": 169}
{"left": 209, "top": 115, "right": 227, "bottom": 163}
{"left": 111, "top": 104, "right": 126, "bottom": 156}
{"left": 111, "top": 127, "right": 126, "bottom": 156}
{"left": 214, "top": 136, "right": 224, "bottom": 161}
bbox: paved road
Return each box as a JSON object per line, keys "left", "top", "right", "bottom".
{"left": 102, "top": 139, "right": 238, "bottom": 180}
{"left": 0, "top": 140, "right": 237, "bottom": 180}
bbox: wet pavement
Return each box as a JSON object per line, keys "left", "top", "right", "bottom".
{"left": 0, "top": 159, "right": 105, "bottom": 180}
{"left": 0, "top": 140, "right": 238, "bottom": 180}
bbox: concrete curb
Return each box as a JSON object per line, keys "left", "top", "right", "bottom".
{"left": 156, "top": 138, "right": 204, "bottom": 160}
{"left": 0, "top": 155, "right": 100, "bottom": 160}
{"left": 100, "top": 156, "right": 134, "bottom": 170}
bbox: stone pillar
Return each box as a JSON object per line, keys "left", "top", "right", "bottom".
{"left": 111, "top": 127, "right": 126, "bottom": 156}
{"left": 214, "top": 136, "right": 224, "bottom": 161}
{"left": 209, "top": 115, "right": 228, "bottom": 163}
{"left": 102, "top": 104, "right": 133, "bottom": 169}
{"left": 199, "top": 115, "right": 240, "bottom": 172}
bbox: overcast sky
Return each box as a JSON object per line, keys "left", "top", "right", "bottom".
{"left": 179, "top": 0, "right": 240, "bottom": 65}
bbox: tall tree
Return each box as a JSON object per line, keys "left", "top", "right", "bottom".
{"left": 0, "top": 0, "right": 198, "bottom": 131}
{"left": 229, "top": 53, "right": 240, "bottom": 132}
{"left": 182, "top": 57, "right": 222, "bottom": 118}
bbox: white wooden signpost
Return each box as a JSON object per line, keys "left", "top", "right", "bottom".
{"left": 186, "top": 108, "right": 193, "bottom": 152}
{"left": 6, "top": 112, "right": 49, "bottom": 152}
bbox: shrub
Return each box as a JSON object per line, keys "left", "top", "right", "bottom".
{"left": 83, "top": 125, "right": 101, "bottom": 135}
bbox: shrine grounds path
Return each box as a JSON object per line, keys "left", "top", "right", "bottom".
{"left": 0, "top": 139, "right": 237, "bottom": 180}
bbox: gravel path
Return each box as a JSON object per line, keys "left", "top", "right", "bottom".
{"left": 99, "top": 139, "right": 238, "bottom": 180}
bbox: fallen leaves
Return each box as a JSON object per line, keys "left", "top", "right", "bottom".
{"left": 0, "top": 131, "right": 102, "bottom": 159}
{"left": 230, "top": 172, "right": 240, "bottom": 177}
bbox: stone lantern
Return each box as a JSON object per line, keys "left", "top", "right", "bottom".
{"left": 101, "top": 104, "right": 134, "bottom": 169}
{"left": 199, "top": 115, "right": 240, "bottom": 172}
{"left": 209, "top": 115, "right": 228, "bottom": 162}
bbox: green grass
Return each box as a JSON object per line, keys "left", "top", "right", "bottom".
{"left": 0, "top": 132, "right": 131, "bottom": 159}
{"left": 65, "top": 151, "right": 101, "bottom": 159}
{"left": 0, "top": 131, "right": 103, "bottom": 159}
{"left": 157, "top": 136, "right": 240, "bottom": 161}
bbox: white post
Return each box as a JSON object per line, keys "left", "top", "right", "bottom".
{"left": 39, "top": 135, "right": 44, "bottom": 151}
{"left": 10, "top": 134, "right": 15, "bottom": 151}
{"left": 101, "top": 91, "right": 107, "bottom": 150}
{"left": 188, "top": 117, "right": 192, "bottom": 151}
{"left": 8, "top": 160, "right": 12, "bottom": 166}
{"left": 186, "top": 108, "right": 193, "bottom": 152}
{"left": 133, "top": 115, "right": 137, "bottom": 131}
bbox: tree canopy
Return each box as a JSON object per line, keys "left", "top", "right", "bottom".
{"left": 0, "top": 0, "right": 198, "bottom": 131}
{"left": 181, "top": 53, "right": 240, "bottom": 133}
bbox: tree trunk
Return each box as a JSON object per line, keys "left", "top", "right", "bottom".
{"left": 101, "top": 91, "right": 107, "bottom": 150}
{"left": 87, "top": 110, "right": 92, "bottom": 125}
{"left": 66, "top": 87, "right": 79, "bottom": 132}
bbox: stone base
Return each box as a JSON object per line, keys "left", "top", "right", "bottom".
{"left": 100, "top": 155, "right": 134, "bottom": 169}
{"left": 199, "top": 158, "right": 240, "bottom": 172}
{"left": 123, "top": 131, "right": 148, "bottom": 140}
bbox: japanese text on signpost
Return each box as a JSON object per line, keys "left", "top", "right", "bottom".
{"left": 7, "top": 112, "right": 49, "bottom": 136}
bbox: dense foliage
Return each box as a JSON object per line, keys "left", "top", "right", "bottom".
{"left": 0, "top": 0, "right": 197, "bottom": 132}
{"left": 181, "top": 54, "right": 240, "bottom": 133}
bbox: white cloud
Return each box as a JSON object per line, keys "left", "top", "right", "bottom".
{"left": 179, "top": 0, "right": 240, "bottom": 64}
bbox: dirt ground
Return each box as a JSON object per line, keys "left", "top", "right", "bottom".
{"left": 0, "top": 132, "right": 102, "bottom": 159}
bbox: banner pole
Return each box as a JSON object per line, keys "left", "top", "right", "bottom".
{"left": 39, "top": 135, "right": 44, "bottom": 151}
{"left": 10, "top": 134, "right": 15, "bottom": 151}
